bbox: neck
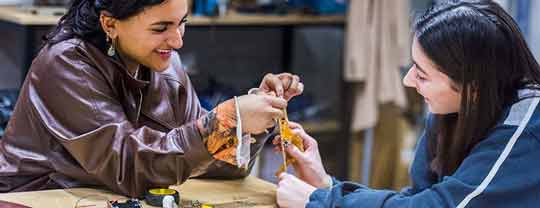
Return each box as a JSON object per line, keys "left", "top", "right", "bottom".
{"left": 116, "top": 51, "right": 139, "bottom": 76}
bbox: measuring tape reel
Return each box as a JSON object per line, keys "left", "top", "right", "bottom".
{"left": 144, "top": 188, "right": 180, "bottom": 207}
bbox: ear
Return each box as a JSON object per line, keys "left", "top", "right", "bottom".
{"left": 99, "top": 11, "right": 119, "bottom": 39}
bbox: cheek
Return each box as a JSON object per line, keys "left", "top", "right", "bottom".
{"left": 449, "top": 90, "right": 461, "bottom": 110}
{"left": 120, "top": 33, "right": 150, "bottom": 55}
{"left": 431, "top": 86, "right": 461, "bottom": 113}
{"left": 132, "top": 39, "right": 163, "bottom": 61}
{"left": 416, "top": 82, "right": 430, "bottom": 98}
{"left": 140, "top": 38, "right": 162, "bottom": 54}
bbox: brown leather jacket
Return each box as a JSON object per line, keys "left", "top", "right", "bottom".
{"left": 0, "top": 39, "right": 268, "bottom": 197}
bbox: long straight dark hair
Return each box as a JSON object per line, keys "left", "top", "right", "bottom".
{"left": 414, "top": 0, "right": 540, "bottom": 176}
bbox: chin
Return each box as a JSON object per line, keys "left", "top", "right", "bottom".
{"left": 147, "top": 62, "right": 170, "bottom": 72}
{"left": 427, "top": 104, "right": 443, "bottom": 114}
{"left": 428, "top": 106, "right": 458, "bottom": 115}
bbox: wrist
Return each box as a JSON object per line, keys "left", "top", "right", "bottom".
{"left": 248, "top": 87, "right": 261, "bottom": 95}
{"left": 320, "top": 174, "right": 333, "bottom": 189}
{"left": 215, "top": 99, "right": 237, "bottom": 129}
{"left": 307, "top": 185, "right": 317, "bottom": 196}
{"left": 195, "top": 99, "right": 237, "bottom": 139}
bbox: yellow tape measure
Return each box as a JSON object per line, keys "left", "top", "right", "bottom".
{"left": 275, "top": 109, "right": 305, "bottom": 176}
{"left": 144, "top": 188, "right": 180, "bottom": 207}
{"left": 149, "top": 188, "right": 177, "bottom": 195}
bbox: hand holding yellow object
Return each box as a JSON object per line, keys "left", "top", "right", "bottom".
{"left": 275, "top": 109, "right": 304, "bottom": 177}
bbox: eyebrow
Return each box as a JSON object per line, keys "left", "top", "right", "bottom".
{"left": 412, "top": 60, "right": 428, "bottom": 75}
{"left": 150, "top": 13, "right": 189, "bottom": 26}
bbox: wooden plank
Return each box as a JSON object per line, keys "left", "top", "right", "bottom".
{"left": 0, "top": 176, "right": 277, "bottom": 208}
{"left": 0, "top": 6, "right": 345, "bottom": 26}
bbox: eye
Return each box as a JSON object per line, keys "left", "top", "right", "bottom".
{"left": 181, "top": 18, "right": 188, "bottom": 24}
{"left": 416, "top": 73, "right": 427, "bottom": 81}
{"left": 413, "top": 64, "right": 427, "bottom": 81}
{"left": 152, "top": 25, "right": 167, "bottom": 33}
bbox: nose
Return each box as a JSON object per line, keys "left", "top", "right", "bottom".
{"left": 403, "top": 67, "right": 416, "bottom": 88}
{"left": 167, "top": 27, "right": 184, "bottom": 49}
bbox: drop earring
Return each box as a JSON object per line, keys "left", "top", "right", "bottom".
{"left": 106, "top": 35, "right": 115, "bottom": 57}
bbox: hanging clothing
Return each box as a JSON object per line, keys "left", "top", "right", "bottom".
{"left": 344, "top": 0, "right": 409, "bottom": 131}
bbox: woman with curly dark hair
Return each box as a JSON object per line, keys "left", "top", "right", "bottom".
{"left": 0, "top": 0, "right": 303, "bottom": 197}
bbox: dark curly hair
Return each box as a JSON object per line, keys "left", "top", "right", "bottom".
{"left": 45, "top": 0, "right": 167, "bottom": 51}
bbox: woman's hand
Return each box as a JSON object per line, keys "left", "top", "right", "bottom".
{"left": 277, "top": 173, "right": 316, "bottom": 208}
{"left": 273, "top": 122, "right": 332, "bottom": 188}
{"left": 197, "top": 94, "right": 286, "bottom": 138}
{"left": 258, "top": 73, "right": 304, "bottom": 100}
{"left": 237, "top": 94, "right": 287, "bottom": 134}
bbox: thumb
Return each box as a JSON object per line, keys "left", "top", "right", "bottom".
{"left": 286, "top": 144, "right": 307, "bottom": 163}
{"left": 278, "top": 172, "right": 291, "bottom": 182}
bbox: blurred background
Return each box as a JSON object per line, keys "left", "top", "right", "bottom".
{"left": 0, "top": 0, "right": 539, "bottom": 190}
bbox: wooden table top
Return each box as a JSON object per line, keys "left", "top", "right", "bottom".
{"left": 0, "top": 176, "right": 277, "bottom": 208}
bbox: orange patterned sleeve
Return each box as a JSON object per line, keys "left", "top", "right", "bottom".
{"left": 196, "top": 99, "right": 239, "bottom": 165}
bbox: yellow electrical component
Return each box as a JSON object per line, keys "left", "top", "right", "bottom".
{"left": 275, "top": 109, "right": 304, "bottom": 177}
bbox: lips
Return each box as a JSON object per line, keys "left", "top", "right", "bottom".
{"left": 156, "top": 49, "right": 172, "bottom": 60}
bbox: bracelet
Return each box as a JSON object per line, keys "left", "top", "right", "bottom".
{"left": 248, "top": 88, "right": 261, "bottom": 95}
{"left": 234, "top": 96, "right": 249, "bottom": 169}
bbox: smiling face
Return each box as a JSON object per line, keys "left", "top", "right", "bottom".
{"left": 106, "top": 0, "right": 188, "bottom": 72}
{"left": 403, "top": 38, "right": 462, "bottom": 114}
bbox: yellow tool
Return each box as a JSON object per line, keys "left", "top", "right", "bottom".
{"left": 275, "top": 109, "right": 304, "bottom": 177}
{"left": 144, "top": 188, "right": 180, "bottom": 207}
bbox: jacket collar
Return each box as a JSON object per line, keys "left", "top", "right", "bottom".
{"left": 105, "top": 54, "right": 150, "bottom": 89}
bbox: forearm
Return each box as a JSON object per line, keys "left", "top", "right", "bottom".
{"left": 196, "top": 99, "right": 239, "bottom": 165}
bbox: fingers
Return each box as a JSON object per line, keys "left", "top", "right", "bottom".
{"left": 277, "top": 174, "right": 292, "bottom": 208}
{"left": 273, "top": 146, "right": 282, "bottom": 153}
{"left": 268, "top": 108, "right": 285, "bottom": 120}
{"left": 264, "top": 95, "right": 287, "bottom": 109}
{"left": 261, "top": 73, "right": 303, "bottom": 100}
{"left": 276, "top": 122, "right": 318, "bottom": 153}
{"left": 278, "top": 172, "right": 291, "bottom": 181}
{"left": 290, "top": 128, "right": 317, "bottom": 151}
{"left": 289, "top": 75, "right": 300, "bottom": 92}
{"left": 261, "top": 73, "right": 284, "bottom": 97}
{"left": 277, "top": 73, "right": 294, "bottom": 90}
{"left": 273, "top": 135, "right": 281, "bottom": 145}
{"left": 295, "top": 82, "right": 305, "bottom": 97}
{"left": 285, "top": 144, "right": 308, "bottom": 163}
{"left": 272, "top": 136, "right": 283, "bottom": 152}
{"left": 288, "top": 121, "right": 303, "bottom": 130}
{"left": 283, "top": 75, "right": 303, "bottom": 100}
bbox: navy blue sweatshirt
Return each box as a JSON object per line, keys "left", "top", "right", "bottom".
{"left": 308, "top": 89, "right": 540, "bottom": 208}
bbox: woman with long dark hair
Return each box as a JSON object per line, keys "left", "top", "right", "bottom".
{"left": 276, "top": 0, "right": 540, "bottom": 207}
{"left": 0, "top": 0, "right": 303, "bottom": 197}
